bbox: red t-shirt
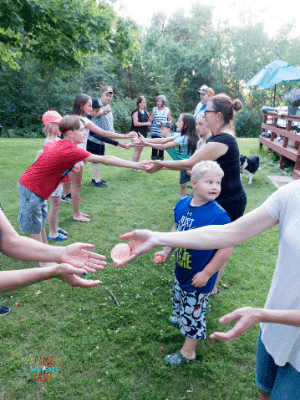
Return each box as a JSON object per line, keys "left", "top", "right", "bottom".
{"left": 19, "top": 140, "right": 91, "bottom": 199}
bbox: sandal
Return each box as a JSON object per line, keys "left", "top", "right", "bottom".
{"left": 47, "top": 233, "right": 68, "bottom": 241}
{"left": 164, "top": 351, "right": 196, "bottom": 366}
{"left": 58, "top": 228, "right": 68, "bottom": 236}
{"left": 169, "top": 316, "right": 180, "bottom": 327}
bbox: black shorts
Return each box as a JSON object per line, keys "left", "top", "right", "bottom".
{"left": 86, "top": 139, "right": 105, "bottom": 156}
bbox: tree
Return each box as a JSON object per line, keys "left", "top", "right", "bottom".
{"left": 0, "top": 0, "right": 139, "bottom": 70}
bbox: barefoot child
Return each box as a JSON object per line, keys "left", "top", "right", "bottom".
{"left": 17, "top": 115, "right": 147, "bottom": 266}
{"left": 154, "top": 161, "right": 232, "bottom": 365}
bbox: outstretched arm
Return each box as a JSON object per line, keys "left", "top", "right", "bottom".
{"left": 0, "top": 263, "right": 101, "bottom": 293}
{"left": 0, "top": 209, "right": 106, "bottom": 272}
{"left": 86, "top": 154, "right": 149, "bottom": 171}
{"left": 86, "top": 121, "right": 136, "bottom": 140}
{"left": 115, "top": 206, "right": 277, "bottom": 266}
{"left": 210, "top": 307, "right": 300, "bottom": 341}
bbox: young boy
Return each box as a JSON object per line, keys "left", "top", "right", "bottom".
{"left": 154, "top": 160, "right": 232, "bottom": 366}
{"left": 17, "top": 115, "right": 146, "bottom": 267}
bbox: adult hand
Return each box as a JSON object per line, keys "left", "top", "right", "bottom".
{"left": 113, "top": 229, "right": 159, "bottom": 267}
{"left": 210, "top": 307, "right": 261, "bottom": 341}
{"left": 119, "top": 141, "right": 132, "bottom": 149}
{"left": 60, "top": 243, "right": 106, "bottom": 272}
{"left": 54, "top": 263, "right": 102, "bottom": 288}
{"left": 145, "top": 161, "right": 163, "bottom": 174}
{"left": 138, "top": 161, "right": 154, "bottom": 171}
{"left": 191, "top": 270, "right": 210, "bottom": 288}
{"left": 126, "top": 131, "right": 138, "bottom": 139}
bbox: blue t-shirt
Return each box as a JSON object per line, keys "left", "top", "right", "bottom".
{"left": 174, "top": 196, "right": 231, "bottom": 293}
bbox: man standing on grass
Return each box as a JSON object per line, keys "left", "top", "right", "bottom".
{"left": 89, "top": 85, "right": 114, "bottom": 187}
{"left": 194, "top": 85, "right": 215, "bottom": 119}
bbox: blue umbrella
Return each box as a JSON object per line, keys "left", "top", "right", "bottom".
{"left": 246, "top": 60, "right": 300, "bottom": 89}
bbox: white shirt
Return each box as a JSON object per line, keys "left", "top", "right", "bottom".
{"left": 262, "top": 180, "right": 300, "bottom": 370}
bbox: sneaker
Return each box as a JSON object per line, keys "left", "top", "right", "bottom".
{"left": 164, "top": 351, "right": 196, "bottom": 366}
{"left": 94, "top": 180, "right": 108, "bottom": 187}
{"left": 61, "top": 193, "right": 71, "bottom": 202}
{"left": 0, "top": 305, "right": 11, "bottom": 317}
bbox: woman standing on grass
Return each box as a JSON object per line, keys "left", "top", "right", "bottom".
{"left": 65, "top": 94, "right": 136, "bottom": 222}
{"left": 149, "top": 95, "right": 172, "bottom": 161}
{"left": 146, "top": 94, "right": 247, "bottom": 293}
{"left": 130, "top": 96, "right": 152, "bottom": 162}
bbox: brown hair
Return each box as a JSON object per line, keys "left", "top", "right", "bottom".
{"left": 136, "top": 96, "right": 146, "bottom": 108}
{"left": 72, "top": 93, "right": 91, "bottom": 116}
{"left": 210, "top": 93, "right": 242, "bottom": 126}
{"left": 59, "top": 115, "right": 83, "bottom": 137}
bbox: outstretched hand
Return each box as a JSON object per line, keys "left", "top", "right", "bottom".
{"left": 60, "top": 243, "right": 106, "bottom": 272}
{"left": 113, "top": 229, "right": 159, "bottom": 267}
{"left": 54, "top": 263, "right": 102, "bottom": 288}
{"left": 210, "top": 307, "right": 261, "bottom": 341}
{"left": 145, "top": 161, "right": 163, "bottom": 174}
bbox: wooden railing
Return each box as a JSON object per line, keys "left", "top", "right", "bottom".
{"left": 259, "top": 111, "right": 300, "bottom": 179}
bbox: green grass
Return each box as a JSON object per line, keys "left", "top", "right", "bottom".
{"left": 0, "top": 138, "right": 290, "bottom": 399}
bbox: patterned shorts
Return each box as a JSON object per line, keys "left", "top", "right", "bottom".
{"left": 172, "top": 277, "right": 210, "bottom": 340}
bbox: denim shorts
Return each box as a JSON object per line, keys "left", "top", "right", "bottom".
{"left": 179, "top": 170, "right": 191, "bottom": 184}
{"left": 17, "top": 183, "right": 47, "bottom": 234}
{"left": 172, "top": 278, "right": 210, "bottom": 340}
{"left": 255, "top": 330, "right": 300, "bottom": 399}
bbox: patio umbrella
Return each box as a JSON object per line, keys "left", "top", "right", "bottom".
{"left": 246, "top": 59, "right": 300, "bottom": 105}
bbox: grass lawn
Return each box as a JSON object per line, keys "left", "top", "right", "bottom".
{"left": 0, "top": 137, "right": 291, "bottom": 399}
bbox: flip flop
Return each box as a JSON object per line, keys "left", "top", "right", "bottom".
{"left": 47, "top": 233, "right": 68, "bottom": 241}
{"left": 73, "top": 217, "right": 91, "bottom": 222}
{"left": 58, "top": 228, "right": 68, "bottom": 235}
{"left": 164, "top": 351, "right": 196, "bottom": 366}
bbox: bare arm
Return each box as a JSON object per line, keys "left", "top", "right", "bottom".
{"left": 143, "top": 139, "right": 178, "bottom": 151}
{"left": 191, "top": 247, "right": 233, "bottom": 288}
{"left": 86, "top": 121, "right": 136, "bottom": 140}
{"left": 0, "top": 209, "right": 106, "bottom": 272}
{"left": 115, "top": 206, "right": 277, "bottom": 266}
{"left": 153, "top": 224, "right": 176, "bottom": 264}
{"left": 167, "top": 111, "right": 172, "bottom": 122}
{"left": 0, "top": 264, "right": 102, "bottom": 293}
{"left": 210, "top": 307, "right": 300, "bottom": 341}
{"left": 147, "top": 142, "right": 229, "bottom": 173}
{"left": 85, "top": 154, "right": 147, "bottom": 171}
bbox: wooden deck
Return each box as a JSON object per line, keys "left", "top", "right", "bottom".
{"left": 259, "top": 111, "right": 300, "bottom": 179}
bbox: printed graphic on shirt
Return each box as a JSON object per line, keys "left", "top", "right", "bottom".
{"left": 175, "top": 248, "right": 192, "bottom": 270}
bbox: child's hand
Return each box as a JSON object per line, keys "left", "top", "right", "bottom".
{"left": 126, "top": 131, "right": 138, "bottom": 139}
{"left": 119, "top": 141, "right": 132, "bottom": 149}
{"left": 154, "top": 251, "right": 168, "bottom": 264}
{"left": 191, "top": 270, "right": 210, "bottom": 288}
{"left": 83, "top": 160, "right": 89, "bottom": 166}
{"left": 72, "top": 163, "right": 81, "bottom": 173}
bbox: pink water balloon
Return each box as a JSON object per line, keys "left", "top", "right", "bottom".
{"left": 111, "top": 243, "right": 131, "bottom": 263}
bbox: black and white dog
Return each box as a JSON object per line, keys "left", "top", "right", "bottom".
{"left": 240, "top": 155, "right": 260, "bottom": 184}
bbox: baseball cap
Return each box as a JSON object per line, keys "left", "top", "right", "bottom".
{"left": 156, "top": 121, "right": 174, "bottom": 131}
{"left": 197, "top": 85, "right": 209, "bottom": 94}
{"left": 101, "top": 85, "right": 113, "bottom": 94}
{"left": 42, "top": 110, "right": 62, "bottom": 126}
{"left": 92, "top": 99, "right": 101, "bottom": 109}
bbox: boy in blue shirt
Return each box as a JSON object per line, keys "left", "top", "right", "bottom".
{"left": 154, "top": 161, "right": 232, "bottom": 366}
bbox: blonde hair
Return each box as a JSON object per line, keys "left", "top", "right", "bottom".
{"left": 191, "top": 161, "right": 224, "bottom": 182}
{"left": 43, "top": 122, "right": 55, "bottom": 137}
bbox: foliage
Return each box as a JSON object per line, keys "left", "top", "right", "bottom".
{"left": 281, "top": 88, "right": 300, "bottom": 106}
{"left": 234, "top": 105, "right": 263, "bottom": 138}
{"left": 0, "top": 0, "right": 139, "bottom": 70}
{"left": 112, "top": 97, "right": 136, "bottom": 133}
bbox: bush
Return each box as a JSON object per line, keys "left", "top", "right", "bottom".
{"left": 234, "top": 105, "right": 263, "bottom": 138}
{"left": 112, "top": 97, "right": 136, "bottom": 133}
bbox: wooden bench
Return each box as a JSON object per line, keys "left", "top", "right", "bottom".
{"left": 259, "top": 111, "right": 300, "bottom": 179}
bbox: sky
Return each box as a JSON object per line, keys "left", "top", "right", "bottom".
{"left": 114, "top": 0, "right": 300, "bottom": 38}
